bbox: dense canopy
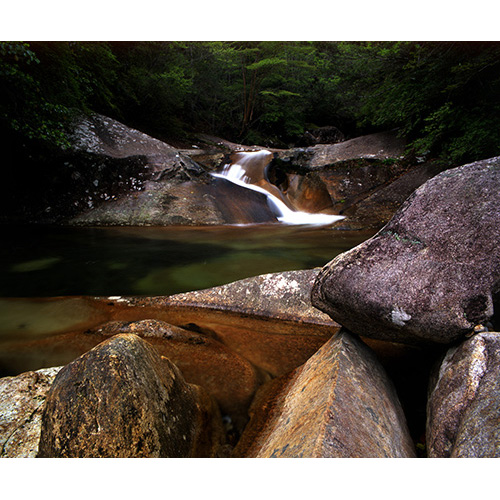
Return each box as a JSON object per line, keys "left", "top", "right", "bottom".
{"left": 1, "top": 41, "right": 500, "bottom": 165}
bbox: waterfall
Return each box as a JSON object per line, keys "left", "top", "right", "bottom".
{"left": 212, "top": 150, "right": 345, "bottom": 226}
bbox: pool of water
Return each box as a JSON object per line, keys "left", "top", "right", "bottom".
{"left": 0, "top": 224, "right": 375, "bottom": 298}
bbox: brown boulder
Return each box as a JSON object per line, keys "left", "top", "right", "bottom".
{"left": 89, "top": 319, "right": 269, "bottom": 432}
{"left": 427, "top": 331, "right": 500, "bottom": 457}
{"left": 37, "top": 334, "right": 224, "bottom": 458}
{"left": 233, "top": 329, "right": 416, "bottom": 458}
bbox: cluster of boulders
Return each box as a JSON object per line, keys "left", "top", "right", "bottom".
{"left": 2, "top": 112, "right": 447, "bottom": 229}
{"left": 309, "top": 156, "right": 500, "bottom": 457}
{"left": 1, "top": 156, "right": 498, "bottom": 457}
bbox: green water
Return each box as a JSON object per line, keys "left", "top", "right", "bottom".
{"left": 0, "top": 224, "right": 375, "bottom": 298}
{"left": 0, "top": 223, "right": 375, "bottom": 375}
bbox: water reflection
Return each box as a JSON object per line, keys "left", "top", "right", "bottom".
{"left": 0, "top": 224, "right": 375, "bottom": 297}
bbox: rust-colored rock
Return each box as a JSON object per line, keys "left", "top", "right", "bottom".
{"left": 90, "top": 319, "right": 269, "bottom": 432}
{"left": 133, "top": 269, "right": 340, "bottom": 376}
{"left": 0, "top": 319, "right": 269, "bottom": 434}
{"left": 427, "top": 331, "right": 500, "bottom": 458}
{"left": 37, "top": 334, "right": 225, "bottom": 458}
{"left": 0, "top": 366, "right": 62, "bottom": 457}
{"left": 233, "top": 329, "right": 416, "bottom": 458}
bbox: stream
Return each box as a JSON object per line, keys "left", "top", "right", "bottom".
{"left": 0, "top": 223, "right": 375, "bottom": 376}
{"left": 0, "top": 224, "right": 374, "bottom": 298}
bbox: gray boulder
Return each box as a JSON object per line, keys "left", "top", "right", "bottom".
{"left": 312, "top": 157, "right": 500, "bottom": 346}
{"left": 427, "top": 331, "right": 500, "bottom": 457}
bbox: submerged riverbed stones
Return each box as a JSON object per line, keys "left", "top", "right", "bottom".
{"left": 134, "top": 269, "right": 341, "bottom": 376}
{"left": 0, "top": 366, "right": 62, "bottom": 457}
{"left": 312, "top": 157, "right": 500, "bottom": 346}
{"left": 37, "top": 334, "right": 225, "bottom": 458}
{"left": 427, "top": 331, "right": 500, "bottom": 458}
{"left": 233, "top": 329, "right": 416, "bottom": 458}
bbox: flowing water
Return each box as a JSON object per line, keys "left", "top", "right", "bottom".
{"left": 211, "top": 150, "right": 345, "bottom": 225}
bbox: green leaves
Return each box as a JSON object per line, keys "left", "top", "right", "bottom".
{"left": 3, "top": 41, "right": 500, "bottom": 164}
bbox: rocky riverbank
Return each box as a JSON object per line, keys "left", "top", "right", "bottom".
{"left": 1, "top": 113, "right": 446, "bottom": 230}
{"left": 1, "top": 113, "right": 499, "bottom": 457}
{"left": 1, "top": 156, "right": 499, "bottom": 457}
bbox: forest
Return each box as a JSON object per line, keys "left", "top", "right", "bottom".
{"left": 1, "top": 40, "right": 500, "bottom": 166}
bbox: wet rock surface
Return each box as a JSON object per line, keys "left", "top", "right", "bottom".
{"left": 37, "top": 334, "right": 225, "bottom": 458}
{"left": 312, "top": 157, "right": 500, "bottom": 346}
{"left": 234, "top": 329, "right": 416, "bottom": 458}
{"left": 2, "top": 114, "right": 445, "bottom": 230}
{"left": 0, "top": 366, "right": 62, "bottom": 457}
{"left": 130, "top": 269, "right": 341, "bottom": 376}
{"left": 272, "top": 130, "right": 443, "bottom": 229}
{"left": 427, "top": 331, "right": 500, "bottom": 458}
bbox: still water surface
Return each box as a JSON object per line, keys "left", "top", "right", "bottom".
{"left": 0, "top": 224, "right": 375, "bottom": 297}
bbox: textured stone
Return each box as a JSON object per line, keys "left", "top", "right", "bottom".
{"left": 0, "top": 366, "right": 61, "bottom": 457}
{"left": 37, "top": 334, "right": 224, "bottom": 458}
{"left": 427, "top": 331, "right": 500, "bottom": 457}
{"left": 131, "top": 269, "right": 340, "bottom": 376}
{"left": 312, "top": 157, "right": 500, "bottom": 346}
{"left": 0, "top": 320, "right": 269, "bottom": 434}
{"left": 88, "top": 320, "right": 269, "bottom": 432}
{"left": 233, "top": 329, "right": 416, "bottom": 458}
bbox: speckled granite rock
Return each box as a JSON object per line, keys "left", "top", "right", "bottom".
{"left": 312, "top": 157, "right": 500, "bottom": 346}
{"left": 37, "top": 334, "right": 225, "bottom": 458}
{"left": 427, "top": 331, "right": 500, "bottom": 457}
{"left": 0, "top": 366, "right": 62, "bottom": 457}
{"left": 233, "top": 329, "right": 416, "bottom": 458}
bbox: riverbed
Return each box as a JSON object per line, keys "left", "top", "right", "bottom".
{"left": 0, "top": 223, "right": 375, "bottom": 375}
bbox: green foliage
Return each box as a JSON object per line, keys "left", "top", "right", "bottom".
{"left": 0, "top": 42, "right": 71, "bottom": 147}
{"left": 334, "top": 41, "right": 500, "bottom": 164}
{"left": 2, "top": 41, "right": 500, "bottom": 164}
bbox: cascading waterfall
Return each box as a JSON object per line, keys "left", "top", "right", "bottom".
{"left": 212, "top": 150, "right": 345, "bottom": 226}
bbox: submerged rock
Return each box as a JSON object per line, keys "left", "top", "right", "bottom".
{"left": 131, "top": 269, "right": 341, "bottom": 376}
{"left": 427, "top": 331, "right": 500, "bottom": 458}
{"left": 233, "top": 329, "right": 416, "bottom": 458}
{"left": 0, "top": 366, "right": 62, "bottom": 457}
{"left": 312, "top": 157, "right": 500, "bottom": 346}
{"left": 37, "top": 334, "right": 225, "bottom": 458}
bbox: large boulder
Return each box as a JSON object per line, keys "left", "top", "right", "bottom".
{"left": 274, "top": 131, "right": 445, "bottom": 230}
{"left": 68, "top": 114, "right": 278, "bottom": 226}
{"left": 427, "top": 331, "right": 500, "bottom": 458}
{"left": 0, "top": 366, "right": 62, "bottom": 457}
{"left": 0, "top": 319, "right": 269, "bottom": 435}
{"left": 289, "top": 130, "right": 407, "bottom": 168}
{"left": 233, "top": 329, "right": 416, "bottom": 458}
{"left": 312, "top": 157, "right": 500, "bottom": 346}
{"left": 37, "top": 334, "right": 225, "bottom": 458}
